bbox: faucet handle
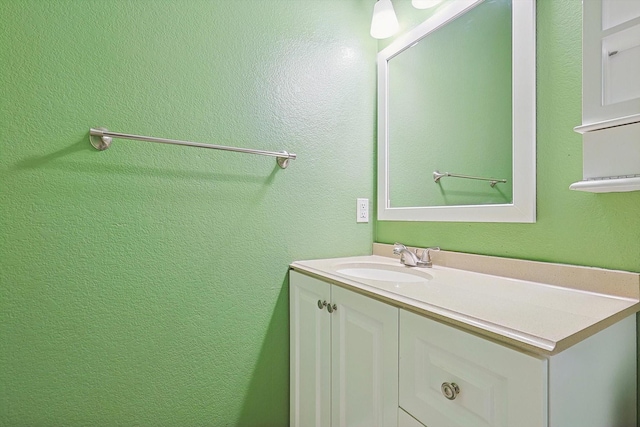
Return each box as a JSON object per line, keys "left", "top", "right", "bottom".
{"left": 421, "top": 246, "right": 440, "bottom": 261}
{"left": 417, "top": 247, "right": 440, "bottom": 267}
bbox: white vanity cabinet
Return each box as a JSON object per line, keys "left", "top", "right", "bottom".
{"left": 290, "top": 259, "right": 640, "bottom": 427}
{"left": 289, "top": 271, "right": 399, "bottom": 427}
{"left": 398, "top": 409, "right": 427, "bottom": 427}
{"left": 291, "top": 253, "right": 639, "bottom": 427}
{"left": 399, "top": 310, "right": 636, "bottom": 427}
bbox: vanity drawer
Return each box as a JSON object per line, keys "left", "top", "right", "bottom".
{"left": 399, "top": 310, "right": 547, "bottom": 427}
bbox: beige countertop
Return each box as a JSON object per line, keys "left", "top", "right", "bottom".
{"left": 290, "top": 246, "right": 640, "bottom": 356}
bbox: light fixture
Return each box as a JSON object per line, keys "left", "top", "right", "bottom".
{"left": 411, "top": 0, "right": 443, "bottom": 9}
{"left": 370, "top": 0, "right": 399, "bottom": 39}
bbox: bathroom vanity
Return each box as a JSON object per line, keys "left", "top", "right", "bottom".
{"left": 289, "top": 245, "right": 640, "bottom": 427}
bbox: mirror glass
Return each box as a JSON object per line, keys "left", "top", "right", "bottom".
{"left": 377, "top": 0, "right": 536, "bottom": 222}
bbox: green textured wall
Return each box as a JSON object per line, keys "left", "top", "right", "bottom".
{"left": 377, "top": 0, "right": 640, "bottom": 273}
{"left": 0, "top": 1, "right": 376, "bottom": 426}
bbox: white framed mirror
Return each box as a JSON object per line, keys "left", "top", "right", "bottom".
{"left": 377, "top": 0, "right": 536, "bottom": 222}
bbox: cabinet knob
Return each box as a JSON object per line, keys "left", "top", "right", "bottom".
{"left": 317, "top": 300, "right": 328, "bottom": 310}
{"left": 441, "top": 382, "right": 460, "bottom": 400}
{"left": 327, "top": 303, "right": 337, "bottom": 313}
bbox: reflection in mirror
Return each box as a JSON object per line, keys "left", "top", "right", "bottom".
{"left": 377, "top": 0, "right": 535, "bottom": 222}
{"left": 389, "top": 0, "right": 512, "bottom": 207}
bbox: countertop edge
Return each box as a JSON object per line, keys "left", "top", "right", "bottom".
{"left": 290, "top": 263, "right": 559, "bottom": 355}
{"left": 290, "top": 260, "right": 639, "bottom": 357}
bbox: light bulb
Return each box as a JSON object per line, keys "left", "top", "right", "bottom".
{"left": 370, "top": 0, "right": 399, "bottom": 39}
{"left": 412, "top": 0, "right": 443, "bottom": 9}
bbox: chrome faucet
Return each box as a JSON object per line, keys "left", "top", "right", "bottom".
{"left": 393, "top": 243, "right": 419, "bottom": 267}
{"left": 393, "top": 243, "right": 440, "bottom": 268}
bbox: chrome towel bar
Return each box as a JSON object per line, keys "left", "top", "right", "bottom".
{"left": 89, "top": 127, "right": 297, "bottom": 169}
{"left": 433, "top": 170, "right": 507, "bottom": 187}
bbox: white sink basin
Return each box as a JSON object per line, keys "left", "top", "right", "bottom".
{"left": 335, "top": 263, "right": 432, "bottom": 283}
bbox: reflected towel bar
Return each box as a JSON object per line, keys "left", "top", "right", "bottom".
{"left": 433, "top": 170, "right": 507, "bottom": 188}
{"left": 89, "top": 127, "right": 297, "bottom": 169}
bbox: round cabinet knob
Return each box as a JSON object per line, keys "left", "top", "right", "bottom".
{"left": 317, "top": 300, "right": 328, "bottom": 310}
{"left": 327, "top": 303, "right": 337, "bottom": 313}
{"left": 441, "top": 382, "right": 460, "bottom": 400}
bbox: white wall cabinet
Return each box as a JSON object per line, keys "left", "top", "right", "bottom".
{"left": 572, "top": 0, "right": 640, "bottom": 192}
{"left": 289, "top": 271, "right": 398, "bottom": 427}
{"left": 291, "top": 270, "right": 636, "bottom": 427}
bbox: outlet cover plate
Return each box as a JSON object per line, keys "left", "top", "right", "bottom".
{"left": 357, "top": 198, "right": 369, "bottom": 223}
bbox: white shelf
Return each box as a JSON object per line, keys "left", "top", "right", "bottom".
{"left": 569, "top": 176, "right": 640, "bottom": 193}
{"left": 574, "top": 113, "right": 640, "bottom": 134}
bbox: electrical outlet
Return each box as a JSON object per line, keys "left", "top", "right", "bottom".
{"left": 357, "top": 198, "right": 369, "bottom": 223}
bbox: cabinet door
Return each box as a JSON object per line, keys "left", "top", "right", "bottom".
{"left": 583, "top": 0, "right": 640, "bottom": 124}
{"left": 331, "top": 286, "right": 398, "bottom": 427}
{"left": 290, "top": 271, "right": 331, "bottom": 427}
{"left": 399, "top": 310, "right": 547, "bottom": 427}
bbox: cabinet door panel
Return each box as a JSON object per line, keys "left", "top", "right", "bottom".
{"left": 583, "top": 0, "right": 640, "bottom": 123}
{"left": 290, "top": 271, "right": 331, "bottom": 427}
{"left": 399, "top": 310, "right": 547, "bottom": 427}
{"left": 331, "top": 286, "right": 398, "bottom": 427}
{"left": 603, "top": 24, "right": 640, "bottom": 106}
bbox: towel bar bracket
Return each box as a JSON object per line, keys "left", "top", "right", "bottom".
{"left": 89, "top": 127, "right": 112, "bottom": 151}
{"left": 276, "top": 153, "right": 291, "bottom": 169}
